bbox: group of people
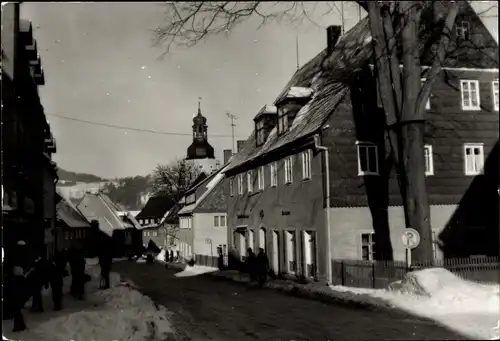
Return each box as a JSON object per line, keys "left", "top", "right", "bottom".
{"left": 2, "top": 241, "right": 93, "bottom": 333}
{"left": 245, "top": 247, "right": 269, "bottom": 286}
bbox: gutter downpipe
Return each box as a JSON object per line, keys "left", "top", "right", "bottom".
{"left": 314, "top": 131, "right": 332, "bottom": 285}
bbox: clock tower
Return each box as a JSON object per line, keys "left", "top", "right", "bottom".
{"left": 185, "top": 99, "right": 218, "bottom": 174}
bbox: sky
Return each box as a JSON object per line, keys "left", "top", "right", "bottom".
{"left": 20, "top": 2, "right": 497, "bottom": 179}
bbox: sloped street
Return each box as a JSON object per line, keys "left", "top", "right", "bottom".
{"left": 113, "top": 262, "right": 466, "bottom": 341}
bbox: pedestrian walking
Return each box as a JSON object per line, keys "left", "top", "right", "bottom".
{"left": 98, "top": 244, "right": 112, "bottom": 290}
{"left": 50, "top": 251, "right": 67, "bottom": 311}
{"left": 256, "top": 248, "right": 269, "bottom": 287}
{"left": 245, "top": 248, "right": 257, "bottom": 282}
{"left": 69, "top": 249, "right": 86, "bottom": 299}
{"left": 217, "top": 246, "right": 224, "bottom": 270}
{"left": 169, "top": 249, "right": 174, "bottom": 263}
{"left": 3, "top": 240, "right": 29, "bottom": 332}
{"left": 30, "top": 257, "right": 45, "bottom": 313}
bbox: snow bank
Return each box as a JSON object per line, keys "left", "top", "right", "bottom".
{"left": 155, "top": 249, "right": 166, "bottom": 262}
{"left": 330, "top": 268, "right": 500, "bottom": 340}
{"left": 3, "top": 261, "right": 175, "bottom": 341}
{"left": 174, "top": 265, "right": 217, "bottom": 278}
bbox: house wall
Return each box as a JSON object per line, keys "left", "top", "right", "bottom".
{"left": 193, "top": 213, "right": 228, "bottom": 257}
{"left": 328, "top": 205, "right": 462, "bottom": 261}
{"left": 322, "top": 66, "right": 499, "bottom": 259}
{"left": 142, "top": 227, "right": 167, "bottom": 248}
{"left": 178, "top": 216, "right": 193, "bottom": 261}
{"left": 227, "top": 145, "right": 326, "bottom": 279}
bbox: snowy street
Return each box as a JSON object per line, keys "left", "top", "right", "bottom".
{"left": 113, "top": 261, "right": 466, "bottom": 341}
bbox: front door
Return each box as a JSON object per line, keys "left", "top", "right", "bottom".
{"left": 272, "top": 230, "right": 280, "bottom": 274}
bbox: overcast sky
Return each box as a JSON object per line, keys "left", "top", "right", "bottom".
{"left": 21, "top": 2, "right": 497, "bottom": 179}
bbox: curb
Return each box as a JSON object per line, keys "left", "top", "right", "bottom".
{"left": 208, "top": 270, "right": 400, "bottom": 316}
{"left": 156, "top": 261, "right": 401, "bottom": 317}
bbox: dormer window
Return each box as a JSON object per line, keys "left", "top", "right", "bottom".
{"left": 278, "top": 108, "right": 289, "bottom": 135}
{"left": 254, "top": 105, "right": 278, "bottom": 147}
{"left": 276, "top": 87, "right": 313, "bottom": 136}
{"left": 256, "top": 120, "right": 265, "bottom": 145}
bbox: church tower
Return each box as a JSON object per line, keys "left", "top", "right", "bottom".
{"left": 185, "top": 99, "right": 218, "bottom": 174}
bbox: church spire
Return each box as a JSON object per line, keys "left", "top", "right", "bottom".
{"left": 197, "top": 96, "right": 202, "bottom": 116}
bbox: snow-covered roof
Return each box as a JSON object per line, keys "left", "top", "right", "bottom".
{"left": 177, "top": 164, "right": 229, "bottom": 216}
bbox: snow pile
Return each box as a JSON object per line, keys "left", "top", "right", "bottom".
{"left": 3, "top": 261, "right": 175, "bottom": 341}
{"left": 155, "top": 249, "right": 166, "bottom": 262}
{"left": 330, "top": 268, "right": 500, "bottom": 340}
{"left": 174, "top": 265, "right": 217, "bottom": 278}
{"left": 287, "top": 86, "right": 314, "bottom": 98}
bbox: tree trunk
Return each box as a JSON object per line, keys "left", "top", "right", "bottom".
{"left": 399, "top": 1, "right": 433, "bottom": 263}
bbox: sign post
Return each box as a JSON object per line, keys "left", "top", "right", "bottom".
{"left": 401, "top": 228, "right": 420, "bottom": 270}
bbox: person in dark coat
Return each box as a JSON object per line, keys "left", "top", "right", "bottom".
{"left": 98, "top": 243, "right": 112, "bottom": 290}
{"left": 256, "top": 248, "right": 269, "bottom": 287}
{"left": 50, "top": 251, "right": 67, "bottom": 311}
{"left": 169, "top": 249, "right": 174, "bottom": 263}
{"left": 30, "top": 257, "right": 46, "bottom": 313}
{"left": 245, "top": 248, "right": 257, "bottom": 282}
{"left": 69, "top": 249, "right": 86, "bottom": 299}
{"left": 4, "top": 240, "right": 29, "bottom": 332}
{"left": 217, "top": 246, "right": 224, "bottom": 270}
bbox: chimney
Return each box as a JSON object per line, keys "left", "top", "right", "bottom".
{"left": 223, "top": 149, "right": 233, "bottom": 164}
{"left": 237, "top": 140, "right": 245, "bottom": 153}
{"left": 327, "top": 25, "right": 342, "bottom": 54}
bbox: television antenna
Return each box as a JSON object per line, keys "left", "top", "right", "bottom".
{"left": 226, "top": 112, "right": 238, "bottom": 153}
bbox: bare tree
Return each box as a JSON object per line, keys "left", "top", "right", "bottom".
{"left": 154, "top": 1, "right": 498, "bottom": 262}
{"left": 151, "top": 159, "right": 202, "bottom": 245}
{"left": 151, "top": 158, "right": 201, "bottom": 201}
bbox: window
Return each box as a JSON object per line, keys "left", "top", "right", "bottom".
{"left": 424, "top": 145, "right": 434, "bottom": 176}
{"left": 247, "top": 171, "right": 253, "bottom": 193}
{"left": 456, "top": 20, "right": 470, "bottom": 40}
{"left": 237, "top": 174, "right": 244, "bottom": 194}
{"left": 301, "top": 150, "right": 312, "bottom": 180}
{"left": 270, "top": 162, "right": 278, "bottom": 187}
{"left": 432, "top": 231, "right": 438, "bottom": 260}
{"left": 255, "top": 120, "right": 265, "bottom": 146}
{"left": 257, "top": 166, "right": 265, "bottom": 190}
{"left": 493, "top": 81, "right": 499, "bottom": 111}
{"left": 357, "top": 142, "right": 379, "bottom": 175}
{"left": 145, "top": 218, "right": 149, "bottom": 225}
{"left": 361, "top": 232, "right": 375, "bottom": 261}
{"left": 214, "top": 216, "right": 220, "bottom": 227}
{"left": 460, "top": 80, "right": 480, "bottom": 110}
{"left": 229, "top": 178, "right": 234, "bottom": 197}
{"left": 152, "top": 231, "right": 158, "bottom": 237}
{"left": 463, "top": 143, "right": 484, "bottom": 175}
{"left": 284, "top": 157, "right": 293, "bottom": 184}
{"left": 421, "top": 78, "right": 431, "bottom": 110}
{"left": 277, "top": 108, "right": 289, "bottom": 135}
{"left": 220, "top": 216, "right": 226, "bottom": 227}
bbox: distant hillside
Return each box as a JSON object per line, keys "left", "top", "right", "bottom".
{"left": 57, "top": 168, "right": 107, "bottom": 183}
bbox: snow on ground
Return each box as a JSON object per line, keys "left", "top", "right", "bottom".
{"left": 3, "top": 259, "right": 175, "bottom": 341}
{"left": 330, "top": 268, "right": 500, "bottom": 340}
{"left": 174, "top": 265, "right": 218, "bottom": 278}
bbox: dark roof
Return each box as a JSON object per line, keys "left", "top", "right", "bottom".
{"left": 135, "top": 195, "right": 176, "bottom": 219}
{"left": 225, "top": 2, "right": 498, "bottom": 175}
{"left": 225, "top": 17, "right": 372, "bottom": 173}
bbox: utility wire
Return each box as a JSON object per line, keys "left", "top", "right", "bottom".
{"left": 46, "top": 113, "right": 247, "bottom": 139}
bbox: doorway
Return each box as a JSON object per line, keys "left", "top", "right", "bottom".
{"left": 272, "top": 230, "right": 280, "bottom": 274}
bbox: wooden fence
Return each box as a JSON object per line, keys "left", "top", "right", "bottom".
{"left": 332, "top": 256, "right": 500, "bottom": 289}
